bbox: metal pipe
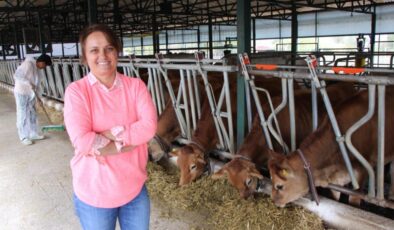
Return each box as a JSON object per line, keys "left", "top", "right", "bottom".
{"left": 345, "top": 85, "right": 376, "bottom": 197}
{"left": 306, "top": 57, "right": 359, "bottom": 189}
{"left": 245, "top": 76, "right": 252, "bottom": 131}
{"left": 195, "top": 57, "right": 226, "bottom": 150}
{"left": 311, "top": 81, "right": 318, "bottom": 130}
{"left": 192, "top": 70, "right": 202, "bottom": 118}
{"left": 267, "top": 78, "right": 290, "bottom": 153}
{"left": 156, "top": 58, "right": 188, "bottom": 137}
{"left": 179, "top": 70, "right": 191, "bottom": 139}
{"left": 288, "top": 78, "right": 296, "bottom": 151}
{"left": 148, "top": 67, "right": 158, "bottom": 112}
{"left": 239, "top": 54, "right": 274, "bottom": 149}
{"left": 249, "top": 69, "right": 394, "bottom": 86}
{"left": 186, "top": 69, "right": 197, "bottom": 129}
{"left": 377, "top": 85, "right": 386, "bottom": 199}
{"left": 327, "top": 184, "right": 394, "bottom": 209}
{"left": 224, "top": 71, "right": 234, "bottom": 153}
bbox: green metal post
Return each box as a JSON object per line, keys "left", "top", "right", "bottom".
{"left": 236, "top": 0, "right": 251, "bottom": 149}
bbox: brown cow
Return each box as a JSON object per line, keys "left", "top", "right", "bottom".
{"left": 268, "top": 88, "right": 394, "bottom": 207}
{"left": 212, "top": 82, "right": 357, "bottom": 199}
{"left": 148, "top": 70, "right": 224, "bottom": 162}
{"left": 170, "top": 75, "right": 285, "bottom": 186}
{"left": 147, "top": 69, "right": 182, "bottom": 161}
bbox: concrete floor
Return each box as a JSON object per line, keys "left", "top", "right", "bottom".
{"left": 0, "top": 87, "right": 192, "bottom": 230}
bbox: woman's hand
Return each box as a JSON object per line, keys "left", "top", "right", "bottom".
{"left": 120, "top": 145, "right": 135, "bottom": 153}
{"left": 100, "top": 130, "right": 116, "bottom": 141}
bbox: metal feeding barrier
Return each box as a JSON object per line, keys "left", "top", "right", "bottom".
{"left": 1, "top": 53, "right": 394, "bottom": 208}
{"left": 125, "top": 52, "right": 238, "bottom": 157}
{"left": 241, "top": 53, "right": 394, "bottom": 209}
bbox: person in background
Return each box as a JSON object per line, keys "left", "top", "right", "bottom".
{"left": 13, "top": 54, "right": 50, "bottom": 145}
{"left": 63, "top": 24, "right": 157, "bottom": 230}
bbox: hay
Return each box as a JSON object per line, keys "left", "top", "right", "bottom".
{"left": 146, "top": 162, "right": 324, "bottom": 230}
{"left": 36, "top": 102, "right": 64, "bottom": 125}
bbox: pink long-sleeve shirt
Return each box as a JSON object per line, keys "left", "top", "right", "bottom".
{"left": 64, "top": 72, "right": 157, "bottom": 208}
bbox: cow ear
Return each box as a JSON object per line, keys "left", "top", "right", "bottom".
{"left": 269, "top": 155, "right": 293, "bottom": 179}
{"left": 211, "top": 166, "right": 228, "bottom": 179}
{"left": 169, "top": 148, "right": 179, "bottom": 157}
{"left": 197, "top": 157, "right": 206, "bottom": 164}
{"left": 267, "top": 149, "right": 284, "bottom": 160}
{"left": 276, "top": 163, "right": 294, "bottom": 179}
{"left": 249, "top": 167, "right": 264, "bottom": 179}
{"left": 279, "top": 168, "right": 291, "bottom": 178}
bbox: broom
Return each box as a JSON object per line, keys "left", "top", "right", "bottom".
{"left": 34, "top": 90, "right": 66, "bottom": 132}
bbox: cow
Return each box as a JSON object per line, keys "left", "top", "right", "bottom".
{"left": 268, "top": 88, "right": 394, "bottom": 207}
{"left": 148, "top": 55, "right": 289, "bottom": 163}
{"left": 147, "top": 69, "right": 182, "bottom": 161}
{"left": 212, "top": 82, "right": 358, "bottom": 199}
{"left": 170, "top": 75, "right": 286, "bottom": 186}
{"left": 148, "top": 70, "right": 224, "bottom": 162}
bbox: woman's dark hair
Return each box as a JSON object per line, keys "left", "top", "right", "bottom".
{"left": 37, "top": 54, "right": 52, "bottom": 66}
{"left": 79, "top": 24, "right": 122, "bottom": 64}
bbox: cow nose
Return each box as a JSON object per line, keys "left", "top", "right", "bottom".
{"left": 255, "top": 178, "right": 266, "bottom": 192}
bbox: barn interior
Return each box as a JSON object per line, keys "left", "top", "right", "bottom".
{"left": 1, "top": 0, "right": 394, "bottom": 229}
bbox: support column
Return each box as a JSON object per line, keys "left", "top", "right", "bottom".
{"left": 252, "top": 18, "right": 256, "bottom": 53}
{"left": 236, "top": 0, "right": 251, "bottom": 148}
{"left": 61, "top": 40, "right": 65, "bottom": 57}
{"left": 114, "top": 0, "right": 124, "bottom": 51}
{"left": 291, "top": 3, "right": 298, "bottom": 65}
{"left": 165, "top": 30, "right": 169, "bottom": 53}
{"left": 38, "top": 12, "right": 46, "bottom": 54}
{"left": 370, "top": 9, "right": 376, "bottom": 68}
{"left": 140, "top": 36, "right": 144, "bottom": 56}
{"left": 152, "top": 14, "right": 159, "bottom": 54}
{"left": 1, "top": 33, "right": 6, "bottom": 60}
{"left": 208, "top": 15, "right": 213, "bottom": 59}
{"left": 88, "top": 0, "right": 97, "bottom": 25}
{"left": 197, "top": 27, "right": 201, "bottom": 51}
{"left": 13, "top": 25, "right": 21, "bottom": 59}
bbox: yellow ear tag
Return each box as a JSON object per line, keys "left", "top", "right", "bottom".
{"left": 280, "top": 169, "right": 288, "bottom": 177}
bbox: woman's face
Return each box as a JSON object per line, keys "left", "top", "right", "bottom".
{"left": 84, "top": 31, "right": 118, "bottom": 79}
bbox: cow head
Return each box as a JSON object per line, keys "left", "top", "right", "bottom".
{"left": 212, "top": 158, "right": 263, "bottom": 199}
{"left": 169, "top": 144, "right": 207, "bottom": 186}
{"left": 148, "top": 136, "right": 169, "bottom": 162}
{"left": 268, "top": 150, "right": 308, "bottom": 207}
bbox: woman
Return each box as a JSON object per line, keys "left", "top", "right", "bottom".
{"left": 13, "top": 56, "right": 48, "bottom": 145}
{"left": 64, "top": 24, "right": 157, "bottom": 230}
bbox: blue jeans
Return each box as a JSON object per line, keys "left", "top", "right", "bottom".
{"left": 73, "top": 185, "right": 150, "bottom": 230}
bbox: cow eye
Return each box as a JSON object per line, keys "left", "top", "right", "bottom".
{"left": 275, "top": 184, "right": 283, "bottom": 191}
{"left": 245, "top": 178, "right": 252, "bottom": 186}
{"left": 190, "top": 164, "right": 197, "bottom": 171}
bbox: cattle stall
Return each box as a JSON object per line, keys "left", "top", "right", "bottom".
{"left": 240, "top": 53, "right": 394, "bottom": 210}
{"left": 1, "top": 53, "right": 394, "bottom": 228}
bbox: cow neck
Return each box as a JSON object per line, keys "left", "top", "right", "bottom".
{"left": 153, "top": 135, "right": 170, "bottom": 153}
{"left": 236, "top": 126, "right": 267, "bottom": 166}
{"left": 296, "top": 121, "right": 341, "bottom": 187}
{"left": 189, "top": 140, "right": 206, "bottom": 153}
{"left": 191, "top": 106, "right": 218, "bottom": 151}
{"left": 296, "top": 149, "right": 319, "bottom": 205}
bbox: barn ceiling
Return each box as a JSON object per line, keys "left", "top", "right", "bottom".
{"left": 0, "top": 0, "right": 392, "bottom": 45}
